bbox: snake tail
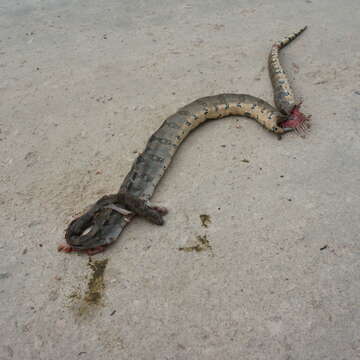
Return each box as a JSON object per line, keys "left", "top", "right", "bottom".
{"left": 269, "top": 26, "right": 310, "bottom": 135}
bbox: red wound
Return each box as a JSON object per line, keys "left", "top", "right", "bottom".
{"left": 57, "top": 243, "right": 74, "bottom": 253}
{"left": 58, "top": 243, "right": 107, "bottom": 255}
{"left": 280, "top": 105, "right": 311, "bottom": 135}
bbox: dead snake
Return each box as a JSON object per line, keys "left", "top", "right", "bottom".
{"left": 59, "top": 27, "right": 310, "bottom": 255}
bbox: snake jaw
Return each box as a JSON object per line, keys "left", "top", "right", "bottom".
{"left": 270, "top": 114, "right": 288, "bottom": 134}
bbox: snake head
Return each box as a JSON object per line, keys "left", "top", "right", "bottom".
{"left": 266, "top": 113, "right": 288, "bottom": 135}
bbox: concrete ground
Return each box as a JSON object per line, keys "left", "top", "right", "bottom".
{"left": 1, "top": 0, "right": 359, "bottom": 359}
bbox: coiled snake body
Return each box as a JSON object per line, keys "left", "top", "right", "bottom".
{"left": 59, "top": 27, "right": 309, "bottom": 254}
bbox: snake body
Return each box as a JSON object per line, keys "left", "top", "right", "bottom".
{"left": 120, "top": 94, "right": 285, "bottom": 200}
{"left": 269, "top": 26, "right": 307, "bottom": 115}
{"left": 62, "top": 28, "right": 309, "bottom": 254}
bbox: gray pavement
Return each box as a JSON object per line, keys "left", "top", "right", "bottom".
{"left": 1, "top": 0, "right": 359, "bottom": 359}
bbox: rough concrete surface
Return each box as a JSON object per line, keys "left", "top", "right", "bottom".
{"left": 1, "top": 0, "right": 359, "bottom": 359}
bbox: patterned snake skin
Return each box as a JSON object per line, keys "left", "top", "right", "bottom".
{"left": 59, "top": 28, "right": 309, "bottom": 254}
{"left": 269, "top": 26, "right": 307, "bottom": 115}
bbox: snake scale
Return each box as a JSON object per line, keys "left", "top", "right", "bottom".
{"left": 59, "top": 27, "right": 309, "bottom": 254}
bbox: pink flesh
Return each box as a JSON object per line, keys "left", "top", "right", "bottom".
{"left": 280, "top": 106, "right": 310, "bottom": 132}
